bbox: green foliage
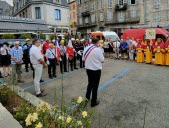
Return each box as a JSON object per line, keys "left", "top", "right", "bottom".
{"left": 19, "top": 33, "right": 32, "bottom": 39}
{"left": 2, "top": 34, "right": 15, "bottom": 39}
{"left": 50, "top": 34, "right": 54, "bottom": 40}
{"left": 64, "top": 34, "right": 69, "bottom": 40}
{"left": 40, "top": 33, "right": 46, "bottom": 40}
{"left": 0, "top": 84, "right": 15, "bottom": 105}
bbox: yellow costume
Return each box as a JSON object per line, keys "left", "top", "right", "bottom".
{"left": 153, "top": 45, "right": 165, "bottom": 65}
{"left": 145, "top": 46, "right": 152, "bottom": 64}
{"left": 165, "top": 46, "right": 169, "bottom": 66}
{"left": 136, "top": 44, "right": 144, "bottom": 63}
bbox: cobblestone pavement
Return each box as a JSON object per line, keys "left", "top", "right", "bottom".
{"left": 1, "top": 59, "right": 169, "bottom": 128}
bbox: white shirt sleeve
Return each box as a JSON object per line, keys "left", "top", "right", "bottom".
{"left": 34, "top": 49, "right": 42, "bottom": 60}
{"left": 96, "top": 48, "right": 104, "bottom": 62}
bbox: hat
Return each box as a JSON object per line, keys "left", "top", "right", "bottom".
{"left": 80, "top": 39, "right": 85, "bottom": 42}
{"left": 76, "top": 39, "right": 79, "bottom": 41}
{"left": 99, "top": 40, "right": 104, "bottom": 43}
{"left": 60, "top": 40, "right": 64, "bottom": 43}
{"left": 25, "top": 38, "right": 30, "bottom": 42}
{"left": 71, "top": 38, "right": 75, "bottom": 41}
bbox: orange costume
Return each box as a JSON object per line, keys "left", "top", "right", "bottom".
{"left": 144, "top": 40, "right": 152, "bottom": 64}
{"left": 153, "top": 39, "right": 165, "bottom": 65}
{"left": 165, "top": 41, "right": 169, "bottom": 66}
{"left": 136, "top": 42, "right": 144, "bottom": 63}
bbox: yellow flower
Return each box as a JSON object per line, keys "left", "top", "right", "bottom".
{"left": 32, "top": 113, "right": 38, "bottom": 122}
{"left": 25, "top": 114, "right": 32, "bottom": 126}
{"left": 77, "top": 96, "right": 83, "bottom": 104}
{"left": 35, "top": 122, "right": 43, "bottom": 128}
{"left": 82, "top": 111, "right": 88, "bottom": 118}
{"left": 66, "top": 117, "right": 72, "bottom": 124}
{"left": 36, "top": 102, "right": 50, "bottom": 112}
{"left": 77, "top": 121, "right": 83, "bottom": 126}
{"left": 58, "top": 116, "right": 64, "bottom": 121}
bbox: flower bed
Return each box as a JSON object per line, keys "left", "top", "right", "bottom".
{"left": 0, "top": 84, "right": 93, "bottom": 128}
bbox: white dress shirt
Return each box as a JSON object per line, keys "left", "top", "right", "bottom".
{"left": 113, "top": 41, "right": 120, "bottom": 48}
{"left": 82, "top": 45, "right": 104, "bottom": 70}
{"left": 45, "top": 48, "right": 57, "bottom": 59}
{"left": 30, "top": 45, "right": 43, "bottom": 65}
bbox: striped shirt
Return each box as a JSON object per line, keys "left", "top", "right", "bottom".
{"left": 60, "top": 46, "right": 66, "bottom": 56}
{"left": 45, "top": 48, "right": 56, "bottom": 59}
{"left": 10, "top": 46, "right": 23, "bottom": 64}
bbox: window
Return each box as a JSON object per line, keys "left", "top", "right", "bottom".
{"left": 128, "top": 0, "right": 135, "bottom": 5}
{"left": 73, "top": 22, "right": 76, "bottom": 27}
{"left": 118, "top": 0, "right": 124, "bottom": 5}
{"left": 91, "top": 14, "right": 95, "bottom": 23}
{"left": 107, "top": 0, "right": 112, "bottom": 8}
{"left": 130, "top": 7, "right": 136, "bottom": 17}
{"left": 73, "top": 12, "right": 75, "bottom": 19}
{"left": 0, "top": 8, "right": 3, "bottom": 15}
{"left": 55, "top": 9, "right": 61, "bottom": 20}
{"left": 79, "top": 18, "right": 82, "bottom": 25}
{"left": 35, "top": 7, "right": 41, "bottom": 19}
{"left": 154, "top": 12, "right": 160, "bottom": 21}
{"left": 118, "top": 11, "right": 125, "bottom": 22}
{"left": 73, "top": 5, "right": 75, "bottom": 10}
{"left": 107, "top": 10, "right": 113, "bottom": 21}
{"left": 91, "top": 2, "right": 95, "bottom": 11}
{"left": 100, "top": 13, "right": 104, "bottom": 21}
{"left": 99, "top": 0, "right": 103, "bottom": 9}
{"left": 85, "top": 17, "right": 89, "bottom": 23}
{"left": 154, "top": 0, "right": 160, "bottom": 8}
{"left": 70, "top": 6, "right": 71, "bottom": 10}
{"left": 78, "top": 0, "right": 82, "bottom": 5}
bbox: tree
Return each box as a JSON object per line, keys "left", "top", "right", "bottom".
{"left": 2, "top": 34, "right": 15, "bottom": 39}
{"left": 19, "top": 33, "right": 31, "bottom": 39}
{"left": 40, "top": 33, "right": 46, "bottom": 40}
{"left": 50, "top": 34, "right": 54, "bottom": 40}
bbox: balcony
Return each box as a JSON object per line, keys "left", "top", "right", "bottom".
{"left": 81, "top": 11, "right": 90, "bottom": 17}
{"left": 115, "top": 3, "right": 127, "bottom": 11}
{"left": 77, "top": 22, "right": 97, "bottom": 29}
{"left": 105, "top": 16, "right": 140, "bottom": 25}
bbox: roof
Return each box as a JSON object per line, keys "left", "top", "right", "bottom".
{"left": 0, "top": 1, "right": 11, "bottom": 16}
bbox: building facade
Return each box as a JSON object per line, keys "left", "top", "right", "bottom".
{"left": 68, "top": 0, "right": 78, "bottom": 37}
{"left": 11, "top": 0, "right": 70, "bottom": 34}
{"left": 0, "top": 1, "right": 11, "bottom": 16}
{"left": 77, "top": 0, "right": 169, "bottom": 38}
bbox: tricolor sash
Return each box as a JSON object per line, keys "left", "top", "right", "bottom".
{"left": 84, "top": 45, "right": 96, "bottom": 61}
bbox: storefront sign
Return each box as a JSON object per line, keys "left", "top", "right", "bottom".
{"left": 146, "top": 29, "right": 156, "bottom": 39}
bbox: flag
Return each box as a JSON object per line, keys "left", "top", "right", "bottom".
{"left": 37, "top": 29, "right": 40, "bottom": 40}
{"left": 54, "top": 34, "right": 61, "bottom": 60}
{"left": 87, "top": 34, "right": 90, "bottom": 46}
{"left": 66, "top": 37, "right": 74, "bottom": 60}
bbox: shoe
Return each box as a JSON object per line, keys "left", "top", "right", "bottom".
{"left": 53, "top": 75, "right": 57, "bottom": 77}
{"left": 8, "top": 74, "right": 11, "bottom": 76}
{"left": 40, "top": 89, "right": 44, "bottom": 93}
{"left": 40, "top": 80, "right": 44, "bottom": 83}
{"left": 0, "top": 76, "right": 4, "bottom": 78}
{"left": 74, "top": 67, "right": 78, "bottom": 69}
{"left": 26, "top": 70, "right": 29, "bottom": 72}
{"left": 91, "top": 100, "right": 100, "bottom": 107}
{"left": 18, "top": 80, "right": 24, "bottom": 83}
{"left": 64, "top": 70, "right": 68, "bottom": 72}
{"left": 36, "top": 93, "right": 47, "bottom": 97}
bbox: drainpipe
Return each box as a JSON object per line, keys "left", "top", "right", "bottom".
{"left": 144, "top": 0, "right": 147, "bottom": 24}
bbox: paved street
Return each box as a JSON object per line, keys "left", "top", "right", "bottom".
{"left": 2, "top": 59, "right": 169, "bottom": 128}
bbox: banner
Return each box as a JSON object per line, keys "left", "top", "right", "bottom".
{"left": 146, "top": 29, "right": 156, "bottom": 39}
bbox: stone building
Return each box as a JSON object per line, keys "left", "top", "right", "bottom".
{"left": 11, "top": 0, "right": 70, "bottom": 34}
{"left": 77, "top": 0, "right": 169, "bottom": 38}
{"left": 0, "top": 1, "right": 11, "bottom": 16}
{"left": 68, "top": 0, "right": 78, "bottom": 36}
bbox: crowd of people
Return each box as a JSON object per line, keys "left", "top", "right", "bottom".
{"left": 0, "top": 36, "right": 169, "bottom": 97}
{"left": 103, "top": 37, "right": 169, "bottom": 66}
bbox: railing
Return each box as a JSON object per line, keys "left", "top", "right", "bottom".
{"left": 115, "top": 3, "right": 128, "bottom": 11}
{"left": 77, "top": 22, "right": 97, "bottom": 29}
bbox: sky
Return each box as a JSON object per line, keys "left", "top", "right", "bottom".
{"left": 3, "top": 0, "right": 13, "bottom": 6}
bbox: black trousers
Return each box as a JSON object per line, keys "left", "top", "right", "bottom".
{"left": 48, "top": 58, "right": 56, "bottom": 76}
{"left": 78, "top": 54, "right": 84, "bottom": 68}
{"left": 24, "top": 57, "right": 33, "bottom": 70}
{"left": 86, "top": 69, "right": 101, "bottom": 103}
{"left": 74, "top": 55, "right": 77, "bottom": 68}
{"left": 69, "top": 58, "right": 74, "bottom": 71}
{"left": 60, "top": 55, "right": 67, "bottom": 73}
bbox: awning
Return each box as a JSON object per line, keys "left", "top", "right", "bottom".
{"left": 0, "top": 21, "right": 50, "bottom": 32}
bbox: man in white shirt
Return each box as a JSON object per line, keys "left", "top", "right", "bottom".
{"left": 30, "top": 39, "right": 47, "bottom": 97}
{"left": 82, "top": 37, "right": 104, "bottom": 107}
{"left": 113, "top": 38, "right": 120, "bottom": 59}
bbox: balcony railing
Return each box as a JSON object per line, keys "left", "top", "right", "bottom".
{"left": 81, "top": 11, "right": 90, "bottom": 17}
{"left": 115, "top": 3, "right": 127, "bottom": 11}
{"left": 105, "top": 16, "right": 140, "bottom": 25}
{"left": 77, "top": 22, "right": 97, "bottom": 29}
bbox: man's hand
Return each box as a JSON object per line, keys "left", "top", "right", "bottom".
{"left": 43, "top": 63, "right": 48, "bottom": 68}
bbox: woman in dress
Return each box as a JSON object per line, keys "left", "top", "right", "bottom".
{"left": 0, "top": 42, "right": 11, "bottom": 77}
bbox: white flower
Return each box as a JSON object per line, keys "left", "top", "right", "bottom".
{"left": 58, "top": 116, "right": 64, "bottom": 121}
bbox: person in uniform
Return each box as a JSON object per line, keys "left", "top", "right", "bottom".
{"left": 42, "top": 39, "right": 50, "bottom": 61}
{"left": 60, "top": 40, "right": 68, "bottom": 73}
{"left": 165, "top": 37, "right": 169, "bottom": 66}
{"left": 144, "top": 40, "right": 153, "bottom": 64}
{"left": 153, "top": 38, "right": 165, "bottom": 65}
{"left": 30, "top": 39, "right": 47, "bottom": 97}
{"left": 73, "top": 39, "right": 79, "bottom": 69}
{"left": 45, "top": 42, "right": 57, "bottom": 79}
{"left": 0, "top": 42, "right": 11, "bottom": 77}
{"left": 77, "top": 39, "right": 85, "bottom": 68}
{"left": 23, "top": 38, "right": 33, "bottom": 72}
{"left": 136, "top": 40, "right": 145, "bottom": 63}
{"left": 120, "top": 39, "right": 128, "bottom": 59}
{"left": 82, "top": 37, "right": 104, "bottom": 107}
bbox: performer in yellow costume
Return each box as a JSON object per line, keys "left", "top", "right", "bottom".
{"left": 165, "top": 37, "right": 169, "bottom": 66}
{"left": 144, "top": 40, "right": 152, "bottom": 64}
{"left": 153, "top": 38, "right": 165, "bottom": 65}
{"left": 136, "top": 40, "right": 144, "bottom": 63}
